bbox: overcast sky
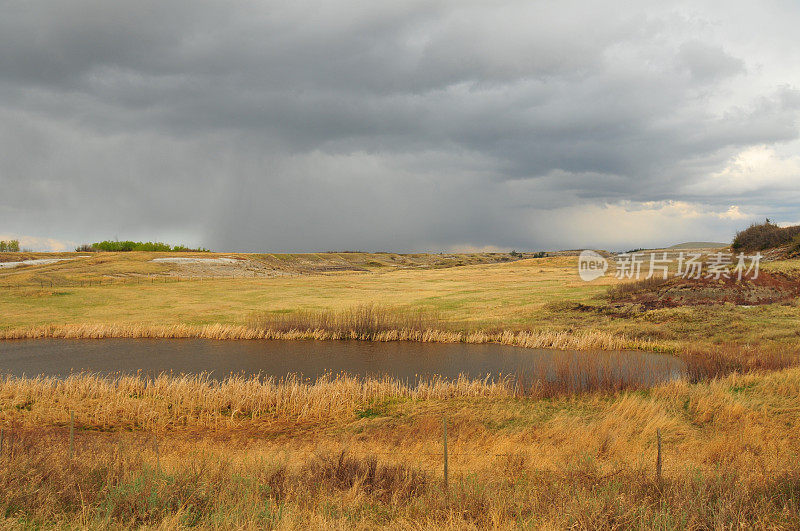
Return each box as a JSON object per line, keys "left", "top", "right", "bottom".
{"left": 2, "top": 0, "right": 800, "bottom": 252}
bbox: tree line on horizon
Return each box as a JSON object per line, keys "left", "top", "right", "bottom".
{"left": 76, "top": 241, "right": 210, "bottom": 252}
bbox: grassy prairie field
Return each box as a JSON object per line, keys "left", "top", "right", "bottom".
{"left": 1, "top": 251, "right": 800, "bottom": 351}
{"left": 1, "top": 250, "right": 799, "bottom": 528}
{"left": 0, "top": 252, "right": 600, "bottom": 332}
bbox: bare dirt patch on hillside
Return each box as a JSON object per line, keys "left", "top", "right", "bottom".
{"left": 608, "top": 271, "right": 800, "bottom": 308}
{"left": 152, "top": 256, "right": 291, "bottom": 278}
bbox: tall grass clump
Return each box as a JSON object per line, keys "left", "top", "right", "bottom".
{"left": 515, "top": 350, "right": 684, "bottom": 397}
{"left": 248, "top": 304, "right": 449, "bottom": 338}
{"left": 682, "top": 344, "right": 797, "bottom": 382}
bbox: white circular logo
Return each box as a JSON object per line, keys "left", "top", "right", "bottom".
{"left": 578, "top": 250, "right": 608, "bottom": 281}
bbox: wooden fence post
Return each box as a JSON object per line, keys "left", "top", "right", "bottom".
{"left": 656, "top": 428, "right": 662, "bottom": 487}
{"left": 154, "top": 437, "right": 161, "bottom": 473}
{"left": 69, "top": 411, "right": 75, "bottom": 460}
{"left": 443, "top": 416, "right": 449, "bottom": 490}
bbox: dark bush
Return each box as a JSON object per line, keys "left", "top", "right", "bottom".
{"left": 732, "top": 221, "right": 800, "bottom": 252}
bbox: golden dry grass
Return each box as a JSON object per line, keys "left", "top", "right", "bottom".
{"left": 1, "top": 369, "right": 799, "bottom": 528}
{"left": 0, "top": 322, "right": 657, "bottom": 351}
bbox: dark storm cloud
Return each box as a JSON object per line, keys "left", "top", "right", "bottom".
{"left": 1, "top": 0, "right": 799, "bottom": 251}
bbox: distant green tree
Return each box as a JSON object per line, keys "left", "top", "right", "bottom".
{"left": 0, "top": 240, "right": 20, "bottom": 252}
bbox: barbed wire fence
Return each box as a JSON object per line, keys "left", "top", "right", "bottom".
{"left": 0, "top": 413, "right": 666, "bottom": 491}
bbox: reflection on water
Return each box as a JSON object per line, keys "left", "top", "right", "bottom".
{"left": 0, "top": 339, "right": 685, "bottom": 386}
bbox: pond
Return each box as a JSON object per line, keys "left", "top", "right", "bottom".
{"left": 0, "top": 339, "right": 685, "bottom": 386}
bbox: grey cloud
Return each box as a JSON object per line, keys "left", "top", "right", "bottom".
{"left": 678, "top": 41, "right": 744, "bottom": 83}
{"left": 1, "top": 0, "right": 799, "bottom": 251}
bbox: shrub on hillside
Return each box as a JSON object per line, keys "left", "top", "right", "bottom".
{"left": 731, "top": 220, "right": 800, "bottom": 252}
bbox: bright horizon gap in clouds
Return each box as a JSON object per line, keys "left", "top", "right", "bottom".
{"left": 0, "top": 234, "right": 77, "bottom": 253}
{"left": 1, "top": 0, "right": 799, "bottom": 252}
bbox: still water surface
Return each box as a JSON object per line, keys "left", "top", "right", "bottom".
{"left": 0, "top": 339, "right": 685, "bottom": 385}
